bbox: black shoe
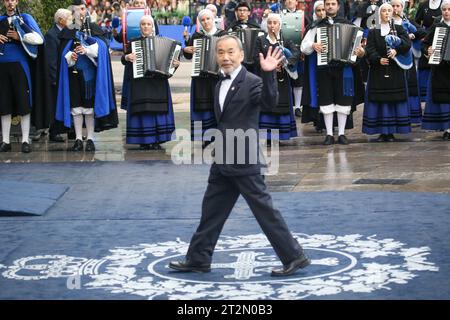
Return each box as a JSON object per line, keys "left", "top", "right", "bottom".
{"left": 21, "top": 142, "right": 31, "bottom": 153}
{"left": 376, "top": 134, "right": 387, "bottom": 142}
{"left": 49, "top": 134, "right": 65, "bottom": 143}
{"left": 294, "top": 108, "right": 302, "bottom": 117}
{"left": 271, "top": 254, "right": 311, "bottom": 277}
{"left": 71, "top": 139, "right": 83, "bottom": 152}
{"left": 85, "top": 139, "right": 95, "bottom": 152}
{"left": 169, "top": 261, "right": 211, "bottom": 273}
{"left": 386, "top": 134, "right": 395, "bottom": 142}
{"left": 0, "top": 142, "right": 11, "bottom": 152}
{"left": 442, "top": 132, "right": 450, "bottom": 140}
{"left": 338, "top": 135, "right": 349, "bottom": 145}
{"left": 323, "top": 135, "right": 334, "bottom": 145}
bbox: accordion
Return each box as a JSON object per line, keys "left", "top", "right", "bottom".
{"left": 428, "top": 26, "right": 450, "bottom": 65}
{"left": 131, "top": 36, "right": 181, "bottom": 79}
{"left": 191, "top": 36, "right": 220, "bottom": 77}
{"left": 231, "top": 28, "right": 264, "bottom": 65}
{"left": 317, "top": 23, "right": 363, "bottom": 66}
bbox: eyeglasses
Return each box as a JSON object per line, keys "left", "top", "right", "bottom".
{"left": 237, "top": 9, "right": 249, "bottom": 12}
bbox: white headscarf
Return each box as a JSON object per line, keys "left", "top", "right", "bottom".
{"left": 313, "top": 1, "right": 324, "bottom": 21}
{"left": 441, "top": 0, "right": 450, "bottom": 8}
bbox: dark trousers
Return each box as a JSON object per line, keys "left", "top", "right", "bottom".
{"left": 186, "top": 171, "right": 304, "bottom": 266}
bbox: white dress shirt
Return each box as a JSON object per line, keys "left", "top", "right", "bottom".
{"left": 219, "top": 65, "right": 242, "bottom": 112}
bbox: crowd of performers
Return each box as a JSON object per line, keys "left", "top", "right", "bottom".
{"left": 1, "top": 0, "right": 449, "bottom": 154}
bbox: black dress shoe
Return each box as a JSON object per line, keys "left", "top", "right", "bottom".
{"left": 271, "top": 254, "right": 311, "bottom": 277}
{"left": 323, "top": 135, "right": 335, "bottom": 145}
{"left": 0, "top": 142, "right": 11, "bottom": 152}
{"left": 442, "top": 132, "right": 450, "bottom": 140}
{"left": 169, "top": 261, "right": 211, "bottom": 273}
{"left": 85, "top": 139, "right": 95, "bottom": 152}
{"left": 21, "top": 142, "right": 31, "bottom": 153}
{"left": 294, "top": 108, "right": 302, "bottom": 117}
{"left": 376, "top": 134, "right": 387, "bottom": 142}
{"left": 49, "top": 134, "right": 65, "bottom": 143}
{"left": 386, "top": 134, "right": 395, "bottom": 142}
{"left": 338, "top": 135, "right": 349, "bottom": 145}
{"left": 71, "top": 139, "right": 84, "bottom": 152}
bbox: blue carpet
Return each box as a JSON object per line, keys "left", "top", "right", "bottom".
{"left": 0, "top": 161, "right": 449, "bottom": 299}
{"left": 0, "top": 180, "right": 69, "bottom": 216}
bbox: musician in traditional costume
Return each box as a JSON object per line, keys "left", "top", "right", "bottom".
{"left": 353, "top": 0, "right": 382, "bottom": 82}
{"left": 392, "top": 0, "right": 426, "bottom": 124}
{"left": 254, "top": 13, "right": 299, "bottom": 143}
{"left": 362, "top": 3, "right": 412, "bottom": 142}
{"left": 227, "top": 1, "right": 261, "bottom": 74}
{"left": 55, "top": 0, "right": 118, "bottom": 152}
{"left": 227, "top": 1, "right": 260, "bottom": 32}
{"left": 300, "top": 1, "right": 326, "bottom": 131}
{"left": 421, "top": 0, "right": 450, "bottom": 140}
{"left": 122, "top": 15, "right": 179, "bottom": 150}
{"left": 0, "top": 0, "right": 43, "bottom": 153}
{"left": 415, "top": 0, "right": 443, "bottom": 101}
{"left": 301, "top": 0, "right": 364, "bottom": 145}
{"left": 282, "top": 0, "right": 311, "bottom": 118}
{"left": 183, "top": 9, "right": 226, "bottom": 145}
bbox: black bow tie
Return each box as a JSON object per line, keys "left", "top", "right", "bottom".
{"left": 219, "top": 73, "right": 231, "bottom": 80}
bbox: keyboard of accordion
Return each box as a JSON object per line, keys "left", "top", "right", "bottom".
{"left": 317, "top": 26, "right": 329, "bottom": 66}
{"left": 132, "top": 40, "right": 145, "bottom": 78}
{"left": 429, "top": 27, "right": 449, "bottom": 65}
{"left": 131, "top": 37, "right": 180, "bottom": 79}
{"left": 191, "top": 36, "right": 219, "bottom": 77}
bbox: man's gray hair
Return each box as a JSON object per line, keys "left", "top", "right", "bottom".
{"left": 216, "top": 35, "right": 243, "bottom": 52}
{"left": 54, "top": 8, "right": 72, "bottom": 24}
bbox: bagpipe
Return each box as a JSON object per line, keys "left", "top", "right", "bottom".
{"left": 385, "top": 19, "right": 413, "bottom": 70}
{"left": 1, "top": 6, "right": 40, "bottom": 59}
{"left": 276, "top": 35, "right": 299, "bottom": 80}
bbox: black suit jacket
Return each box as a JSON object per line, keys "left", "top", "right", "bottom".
{"left": 44, "top": 24, "right": 62, "bottom": 85}
{"left": 211, "top": 66, "right": 278, "bottom": 177}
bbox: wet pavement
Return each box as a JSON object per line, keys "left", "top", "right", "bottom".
{"left": 1, "top": 57, "right": 449, "bottom": 194}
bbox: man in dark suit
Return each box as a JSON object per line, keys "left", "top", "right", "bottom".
{"left": 44, "top": 8, "right": 73, "bottom": 142}
{"left": 169, "top": 35, "right": 310, "bottom": 277}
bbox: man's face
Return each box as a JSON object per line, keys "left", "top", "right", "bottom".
{"left": 236, "top": 6, "right": 250, "bottom": 21}
{"left": 324, "top": 0, "right": 339, "bottom": 17}
{"left": 285, "top": 0, "right": 298, "bottom": 11}
{"left": 61, "top": 13, "right": 73, "bottom": 28}
{"left": 74, "top": 4, "right": 87, "bottom": 21}
{"left": 3, "top": 0, "right": 18, "bottom": 13}
{"left": 216, "top": 38, "right": 244, "bottom": 74}
{"left": 133, "top": 0, "right": 146, "bottom": 7}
